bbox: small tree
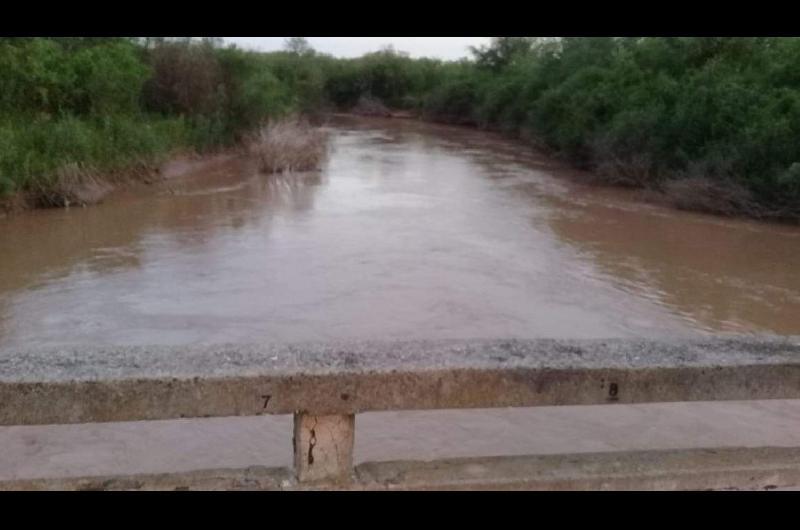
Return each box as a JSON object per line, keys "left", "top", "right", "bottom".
{"left": 470, "top": 37, "right": 538, "bottom": 71}
{"left": 284, "top": 37, "right": 314, "bottom": 55}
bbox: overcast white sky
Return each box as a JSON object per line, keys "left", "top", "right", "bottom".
{"left": 223, "top": 37, "right": 491, "bottom": 60}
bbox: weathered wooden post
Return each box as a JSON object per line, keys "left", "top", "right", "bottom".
{"left": 293, "top": 412, "right": 355, "bottom": 484}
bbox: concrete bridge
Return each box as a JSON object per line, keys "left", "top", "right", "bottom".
{"left": 2, "top": 337, "right": 800, "bottom": 490}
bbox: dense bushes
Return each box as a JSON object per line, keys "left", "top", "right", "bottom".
{"left": 0, "top": 38, "right": 148, "bottom": 117}
{"left": 0, "top": 37, "right": 304, "bottom": 205}
{"left": 323, "top": 49, "right": 444, "bottom": 110}
{"left": 416, "top": 37, "right": 800, "bottom": 220}
{"left": 0, "top": 113, "right": 189, "bottom": 200}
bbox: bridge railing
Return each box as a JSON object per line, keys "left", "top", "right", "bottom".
{"left": 2, "top": 337, "right": 800, "bottom": 489}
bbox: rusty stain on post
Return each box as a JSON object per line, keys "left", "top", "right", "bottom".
{"left": 293, "top": 412, "right": 355, "bottom": 483}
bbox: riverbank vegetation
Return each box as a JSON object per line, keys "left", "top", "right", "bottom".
{"left": 0, "top": 37, "right": 317, "bottom": 208}
{"left": 3, "top": 37, "right": 800, "bottom": 221}
{"left": 424, "top": 37, "right": 800, "bottom": 221}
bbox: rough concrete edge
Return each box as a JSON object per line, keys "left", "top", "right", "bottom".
{"left": 5, "top": 337, "right": 800, "bottom": 385}
{"left": 0, "top": 466, "right": 295, "bottom": 491}
{"left": 4, "top": 446, "right": 800, "bottom": 491}
{"left": 355, "top": 446, "right": 800, "bottom": 491}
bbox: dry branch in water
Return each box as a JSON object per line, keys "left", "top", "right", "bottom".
{"left": 351, "top": 95, "right": 392, "bottom": 117}
{"left": 662, "top": 177, "right": 761, "bottom": 218}
{"left": 33, "top": 163, "right": 114, "bottom": 208}
{"left": 249, "top": 118, "right": 329, "bottom": 174}
{"left": 28, "top": 159, "right": 161, "bottom": 209}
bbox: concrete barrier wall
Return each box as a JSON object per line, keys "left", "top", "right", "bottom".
{"left": 2, "top": 337, "right": 800, "bottom": 425}
{"left": 2, "top": 337, "right": 800, "bottom": 489}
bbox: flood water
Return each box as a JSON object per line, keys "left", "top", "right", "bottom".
{"left": 3, "top": 115, "right": 800, "bottom": 348}
{"left": 2, "top": 115, "right": 800, "bottom": 479}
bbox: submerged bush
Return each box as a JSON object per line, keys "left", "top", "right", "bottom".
{"left": 351, "top": 94, "right": 391, "bottom": 117}
{"left": 249, "top": 118, "right": 328, "bottom": 174}
{"left": 32, "top": 163, "right": 114, "bottom": 207}
{"left": 662, "top": 177, "right": 759, "bottom": 217}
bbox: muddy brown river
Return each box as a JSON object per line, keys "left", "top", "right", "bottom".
{"left": 2, "top": 115, "right": 800, "bottom": 480}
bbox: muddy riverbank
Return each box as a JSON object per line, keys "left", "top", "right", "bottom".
{"left": 0, "top": 148, "right": 244, "bottom": 218}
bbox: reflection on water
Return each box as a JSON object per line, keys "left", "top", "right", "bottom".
{"left": 1, "top": 115, "right": 800, "bottom": 349}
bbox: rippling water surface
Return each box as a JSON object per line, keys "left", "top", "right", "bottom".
{"left": 4, "top": 116, "right": 799, "bottom": 349}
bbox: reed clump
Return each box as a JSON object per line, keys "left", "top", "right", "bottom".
{"left": 249, "top": 118, "right": 329, "bottom": 174}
